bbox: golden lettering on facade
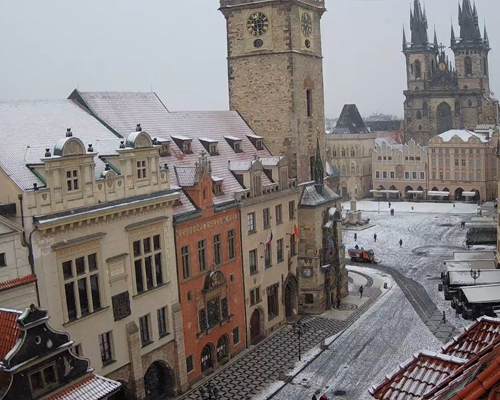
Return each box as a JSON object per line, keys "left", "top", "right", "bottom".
{"left": 176, "top": 214, "right": 238, "bottom": 238}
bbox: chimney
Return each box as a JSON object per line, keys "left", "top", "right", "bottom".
{"left": 136, "top": 124, "right": 142, "bottom": 132}
{"left": 66, "top": 128, "right": 72, "bottom": 137}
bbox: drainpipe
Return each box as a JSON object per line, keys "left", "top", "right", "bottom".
{"left": 17, "top": 194, "right": 26, "bottom": 244}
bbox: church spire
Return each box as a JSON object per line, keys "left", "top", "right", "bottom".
{"left": 484, "top": 23, "right": 489, "bottom": 45}
{"left": 403, "top": 25, "right": 407, "bottom": 52}
{"left": 314, "top": 137, "right": 324, "bottom": 187}
{"left": 459, "top": 0, "right": 482, "bottom": 42}
{"left": 433, "top": 27, "right": 438, "bottom": 48}
{"left": 451, "top": 22, "right": 456, "bottom": 44}
{"left": 410, "top": 0, "right": 428, "bottom": 48}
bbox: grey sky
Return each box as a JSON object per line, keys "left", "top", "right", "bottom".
{"left": 1, "top": 0, "right": 498, "bottom": 120}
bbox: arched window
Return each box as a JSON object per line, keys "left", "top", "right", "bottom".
{"left": 484, "top": 57, "right": 488, "bottom": 76}
{"left": 431, "top": 59, "right": 435, "bottom": 72}
{"left": 423, "top": 101, "right": 428, "bottom": 117}
{"left": 464, "top": 56, "right": 472, "bottom": 76}
{"left": 350, "top": 148, "right": 355, "bottom": 157}
{"left": 414, "top": 60, "right": 421, "bottom": 79}
{"left": 416, "top": 110, "right": 422, "bottom": 120}
{"left": 341, "top": 148, "right": 346, "bottom": 157}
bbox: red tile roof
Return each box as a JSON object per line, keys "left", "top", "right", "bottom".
{"left": 0, "top": 274, "right": 37, "bottom": 293}
{"left": 370, "top": 350, "right": 467, "bottom": 399}
{"left": 45, "top": 373, "right": 121, "bottom": 400}
{"left": 442, "top": 316, "right": 500, "bottom": 360}
{"left": 0, "top": 309, "right": 21, "bottom": 360}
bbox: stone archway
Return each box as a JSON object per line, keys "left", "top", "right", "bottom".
{"left": 249, "top": 308, "right": 263, "bottom": 345}
{"left": 201, "top": 343, "right": 215, "bottom": 373}
{"left": 437, "top": 102, "right": 453, "bottom": 134}
{"left": 216, "top": 335, "right": 230, "bottom": 363}
{"left": 144, "top": 361, "right": 175, "bottom": 400}
{"left": 405, "top": 185, "right": 413, "bottom": 198}
{"left": 283, "top": 274, "right": 298, "bottom": 320}
{"left": 455, "top": 187, "right": 464, "bottom": 201}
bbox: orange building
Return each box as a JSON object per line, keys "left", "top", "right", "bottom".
{"left": 173, "top": 155, "right": 246, "bottom": 384}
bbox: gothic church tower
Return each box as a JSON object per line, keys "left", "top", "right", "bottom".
{"left": 219, "top": 0, "right": 326, "bottom": 183}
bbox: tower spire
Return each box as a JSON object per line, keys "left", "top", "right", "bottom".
{"left": 484, "top": 23, "right": 489, "bottom": 45}
{"left": 433, "top": 26, "right": 438, "bottom": 48}
{"left": 403, "top": 25, "right": 407, "bottom": 52}
{"left": 410, "top": 0, "right": 429, "bottom": 47}
{"left": 459, "top": 0, "right": 481, "bottom": 41}
{"left": 314, "top": 137, "right": 324, "bottom": 187}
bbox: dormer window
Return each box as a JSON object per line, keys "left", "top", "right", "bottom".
{"left": 183, "top": 142, "right": 192, "bottom": 153}
{"left": 136, "top": 160, "right": 147, "bottom": 179}
{"left": 225, "top": 136, "right": 243, "bottom": 153}
{"left": 255, "top": 140, "right": 263, "bottom": 150}
{"left": 247, "top": 134, "right": 264, "bottom": 150}
{"left": 159, "top": 143, "right": 170, "bottom": 157}
{"left": 213, "top": 182, "right": 224, "bottom": 196}
{"left": 172, "top": 136, "right": 193, "bottom": 154}
{"left": 233, "top": 141, "right": 242, "bottom": 152}
{"left": 66, "top": 169, "right": 79, "bottom": 192}
{"left": 199, "top": 138, "right": 218, "bottom": 156}
{"left": 209, "top": 143, "right": 218, "bottom": 156}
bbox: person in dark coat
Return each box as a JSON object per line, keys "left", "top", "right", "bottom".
{"left": 399, "top": 239, "right": 403, "bottom": 247}
{"left": 355, "top": 244, "right": 359, "bottom": 249}
{"left": 373, "top": 233, "right": 377, "bottom": 242}
{"left": 312, "top": 395, "right": 318, "bottom": 400}
{"left": 354, "top": 233, "right": 357, "bottom": 241}
{"left": 359, "top": 285, "right": 364, "bottom": 298}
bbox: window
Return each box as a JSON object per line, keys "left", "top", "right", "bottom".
{"left": 375, "top": 171, "right": 380, "bottom": 179}
{"left": 255, "top": 140, "right": 263, "bottom": 150}
{"left": 305, "top": 293, "right": 314, "bottom": 304}
{"left": 216, "top": 336, "right": 228, "bottom": 362}
{"left": 439, "top": 159, "right": 443, "bottom": 167}
{"left": 382, "top": 171, "right": 388, "bottom": 179}
{"left": 73, "top": 344, "right": 83, "bottom": 357}
{"left": 213, "top": 182, "right": 223, "bottom": 196}
{"left": 66, "top": 169, "right": 79, "bottom": 192}
{"left": 476, "top": 159, "right": 480, "bottom": 168}
{"left": 233, "top": 141, "right": 242, "bottom": 153}
{"left": 469, "top": 160, "right": 473, "bottom": 168}
{"left": 139, "top": 314, "right": 152, "bottom": 346}
{"left": 159, "top": 143, "right": 170, "bottom": 157}
{"left": 62, "top": 253, "right": 101, "bottom": 321}
{"left": 446, "top": 172, "right": 450, "bottom": 180}
{"left": 275, "top": 204, "right": 282, "bottom": 224}
{"left": 412, "top": 172, "right": 417, "bottom": 180}
{"left": 133, "top": 234, "right": 163, "bottom": 293}
{"left": 432, "top": 172, "right": 436, "bottom": 180}
{"left": 404, "top": 171, "right": 410, "bottom": 180}
{"left": 213, "top": 234, "right": 222, "bottom": 266}
{"left": 351, "top": 148, "right": 355, "bottom": 157}
{"left": 29, "top": 364, "right": 58, "bottom": 396}
{"left": 306, "top": 89, "right": 312, "bottom": 117}
{"left": 414, "top": 60, "right": 421, "bottom": 78}
{"left": 464, "top": 56, "right": 472, "bottom": 75}
{"left": 290, "top": 234, "right": 297, "bottom": 256}
{"left": 416, "top": 111, "right": 422, "bottom": 120}
{"left": 0, "top": 253, "right": 5, "bottom": 267}
{"left": 469, "top": 173, "right": 474, "bottom": 181}
{"left": 180, "top": 245, "right": 191, "bottom": 280}
{"left": 250, "top": 287, "right": 261, "bottom": 305}
{"left": 182, "top": 141, "right": 192, "bottom": 153}
{"left": 136, "top": 160, "right": 147, "bottom": 179}
{"left": 99, "top": 331, "right": 114, "bottom": 365}
{"left": 439, "top": 172, "right": 443, "bottom": 180}
{"left": 227, "top": 229, "right": 236, "bottom": 260}
{"left": 209, "top": 143, "right": 218, "bottom": 156}
{"left": 289, "top": 201, "right": 295, "bottom": 220}
{"left": 431, "top": 149, "right": 435, "bottom": 154}
{"left": 455, "top": 172, "right": 459, "bottom": 180}
{"left": 263, "top": 208, "right": 270, "bottom": 229}
{"left": 477, "top": 172, "right": 481, "bottom": 181}
{"left": 233, "top": 326, "right": 240, "bottom": 345}
{"left": 199, "top": 297, "right": 229, "bottom": 330}
{"left": 186, "top": 355, "right": 194, "bottom": 373}
{"left": 445, "top": 158, "right": 450, "bottom": 167}
{"left": 248, "top": 250, "right": 258, "bottom": 275}
{"left": 157, "top": 306, "right": 169, "bottom": 337}
{"left": 267, "top": 284, "right": 279, "bottom": 320}
{"left": 462, "top": 159, "right": 466, "bottom": 167}
{"left": 484, "top": 56, "right": 488, "bottom": 76}
{"left": 420, "top": 172, "right": 425, "bottom": 180}
{"left": 277, "top": 239, "right": 284, "bottom": 263}
{"left": 462, "top": 172, "right": 466, "bottom": 180}
{"left": 198, "top": 240, "right": 207, "bottom": 272}
{"left": 264, "top": 243, "right": 271, "bottom": 268}
{"left": 247, "top": 213, "right": 256, "bottom": 233}
{"left": 455, "top": 159, "right": 459, "bottom": 167}
{"left": 390, "top": 171, "right": 395, "bottom": 179}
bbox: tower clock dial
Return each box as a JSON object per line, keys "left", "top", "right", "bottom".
{"left": 439, "top": 62, "right": 447, "bottom": 71}
{"left": 247, "top": 12, "right": 269, "bottom": 37}
{"left": 301, "top": 12, "right": 312, "bottom": 37}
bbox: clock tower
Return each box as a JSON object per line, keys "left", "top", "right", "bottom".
{"left": 219, "top": 0, "right": 326, "bottom": 183}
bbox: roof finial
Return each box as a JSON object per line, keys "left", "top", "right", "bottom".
{"left": 403, "top": 24, "right": 407, "bottom": 51}
{"left": 433, "top": 26, "right": 438, "bottom": 47}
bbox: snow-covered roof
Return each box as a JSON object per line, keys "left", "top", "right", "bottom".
{"left": 428, "top": 191, "right": 450, "bottom": 196}
{"left": 437, "top": 129, "right": 489, "bottom": 143}
{"left": 448, "top": 270, "right": 500, "bottom": 286}
{"left": 459, "top": 283, "right": 500, "bottom": 303}
{"left": 453, "top": 251, "right": 496, "bottom": 261}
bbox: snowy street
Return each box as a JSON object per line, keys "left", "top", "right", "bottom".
{"left": 267, "top": 201, "right": 489, "bottom": 399}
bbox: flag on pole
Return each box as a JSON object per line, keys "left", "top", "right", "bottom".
{"left": 265, "top": 230, "right": 273, "bottom": 245}
{"left": 293, "top": 224, "right": 299, "bottom": 243}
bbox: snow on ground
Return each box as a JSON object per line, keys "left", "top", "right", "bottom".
{"left": 271, "top": 282, "right": 443, "bottom": 400}
{"left": 345, "top": 199, "right": 479, "bottom": 214}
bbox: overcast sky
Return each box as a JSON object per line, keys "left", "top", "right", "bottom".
{"left": 0, "top": 0, "right": 498, "bottom": 119}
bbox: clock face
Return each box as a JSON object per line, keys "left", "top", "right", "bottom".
{"left": 302, "top": 268, "right": 312, "bottom": 278}
{"left": 247, "top": 12, "right": 269, "bottom": 37}
{"left": 301, "top": 12, "right": 312, "bottom": 37}
{"left": 439, "top": 62, "right": 447, "bottom": 71}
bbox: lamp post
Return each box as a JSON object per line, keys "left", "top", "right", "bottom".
{"left": 292, "top": 320, "right": 307, "bottom": 362}
{"left": 198, "top": 382, "right": 219, "bottom": 400}
{"left": 470, "top": 269, "right": 481, "bottom": 285}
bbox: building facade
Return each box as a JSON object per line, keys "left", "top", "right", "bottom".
{"left": 427, "top": 129, "right": 498, "bottom": 201}
{"left": 219, "top": 0, "right": 327, "bottom": 183}
{"left": 0, "top": 101, "right": 188, "bottom": 400}
{"left": 372, "top": 139, "right": 428, "bottom": 199}
{"left": 403, "top": 0, "right": 499, "bottom": 145}
{"left": 326, "top": 105, "right": 377, "bottom": 199}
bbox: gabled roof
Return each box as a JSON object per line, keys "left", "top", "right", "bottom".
{"left": 330, "top": 104, "right": 369, "bottom": 134}
{"left": 45, "top": 373, "right": 121, "bottom": 400}
{"left": 300, "top": 184, "right": 340, "bottom": 207}
{"left": 370, "top": 350, "right": 467, "bottom": 399}
{"left": 174, "top": 167, "right": 197, "bottom": 187}
{"left": 0, "top": 309, "right": 21, "bottom": 361}
{"left": 0, "top": 100, "right": 121, "bottom": 191}
{"left": 437, "top": 129, "right": 489, "bottom": 143}
{"left": 71, "top": 91, "right": 277, "bottom": 215}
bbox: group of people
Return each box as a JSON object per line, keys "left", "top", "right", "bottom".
{"left": 353, "top": 232, "right": 403, "bottom": 247}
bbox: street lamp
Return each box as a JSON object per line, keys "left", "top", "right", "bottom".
{"left": 292, "top": 320, "right": 308, "bottom": 362}
{"left": 470, "top": 269, "right": 481, "bottom": 285}
{"left": 198, "top": 382, "right": 219, "bottom": 400}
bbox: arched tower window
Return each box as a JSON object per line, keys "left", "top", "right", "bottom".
{"left": 422, "top": 101, "right": 428, "bottom": 117}
{"left": 414, "top": 60, "right": 421, "bottom": 79}
{"left": 484, "top": 57, "right": 488, "bottom": 76}
{"left": 464, "top": 57, "right": 472, "bottom": 76}
{"left": 332, "top": 148, "right": 337, "bottom": 157}
{"left": 350, "top": 148, "right": 355, "bottom": 157}
{"left": 416, "top": 111, "right": 422, "bottom": 120}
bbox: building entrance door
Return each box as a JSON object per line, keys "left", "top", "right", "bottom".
{"left": 437, "top": 102, "right": 453, "bottom": 134}
{"left": 201, "top": 344, "right": 213, "bottom": 372}
{"left": 250, "top": 309, "right": 262, "bottom": 344}
{"left": 285, "top": 284, "right": 293, "bottom": 318}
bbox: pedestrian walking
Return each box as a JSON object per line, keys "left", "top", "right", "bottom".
{"left": 312, "top": 395, "right": 318, "bottom": 400}
{"left": 373, "top": 233, "right": 377, "bottom": 242}
{"left": 359, "top": 285, "right": 364, "bottom": 298}
{"left": 354, "top": 232, "right": 357, "bottom": 241}
{"left": 388, "top": 201, "right": 391, "bottom": 208}
{"left": 355, "top": 244, "right": 359, "bottom": 249}
{"left": 442, "top": 311, "right": 446, "bottom": 324}
{"left": 399, "top": 239, "right": 403, "bottom": 248}
{"left": 461, "top": 221, "right": 465, "bottom": 229}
